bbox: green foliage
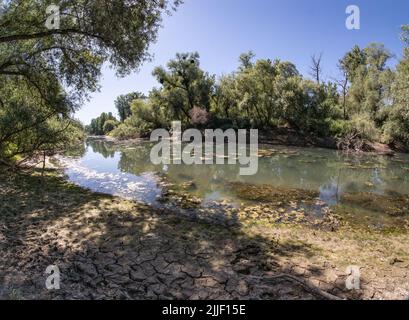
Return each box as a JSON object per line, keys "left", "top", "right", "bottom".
{"left": 152, "top": 52, "right": 215, "bottom": 124}
{"left": 334, "top": 42, "right": 406, "bottom": 146}
{"left": 0, "top": 72, "right": 84, "bottom": 166}
{"left": 348, "top": 113, "right": 381, "bottom": 141}
{"left": 214, "top": 56, "right": 300, "bottom": 128}
{"left": 329, "top": 119, "right": 350, "bottom": 138}
{"left": 384, "top": 26, "right": 409, "bottom": 146}
{"left": 105, "top": 26, "right": 409, "bottom": 151}
{"left": 111, "top": 99, "right": 170, "bottom": 139}
{"left": 108, "top": 123, "right": 140, "bottom": 140}
{"left": 339, "top": 45, "right": 367, "bottom": 81}
{"left": 115, "top": 92, "right": 145, "bottom": 122}
{"left": 340, "top": 43, "right": 393, "bottom": 121}
{"left": 0, "top": 1, "right": 181, "bottom": 84}
{"left": 0, "top": 0, "right": 179, "bottom": 166}
{"left": 88, "top": 113, "right": 118, "bottom": 135}
{"left": 103, "top": 120, "right": 119, "bottom": 134}
{"left": 213, "top": 55, "right": 339, "bottom": 135}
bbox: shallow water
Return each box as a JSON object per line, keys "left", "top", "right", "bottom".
{"left": 61, "top": 139, "right": 409, "bottom": 228}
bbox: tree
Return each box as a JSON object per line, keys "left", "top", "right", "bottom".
{"left": 88, "top": 112, "right": 117, "bottom": 135}
{"left": 337, "top": 46, "right": 366, "bottom": 122}
{"left": 103, "top": 119, "right": 119, "bottom": 134}
{"left": 152, "top": 52, "right": 215, "bottom": 123}
{"left": 213, "top": 74, "right": 239, "bottom": 120}
{"left": 238, "top": 51, "right": 256, "bottom": 70}
{"left": 111, "top": 98, "right": 170, "bottom": 139}
{"left": 339, "top": 45, "right": 366, "bottom": 81}
{"left": 0, "top": 0, "right": 181, "bottom": 109}
{"left": 385, "top": 26, "right": 409, "bottom": 146}
{"left": 115, "top": 92, "right": 145, "bottom": 122}
{"left": 339, "top": 44, "right": 393, "bottom": 125}
{"left": 0, "top": 0, "right": 180, "bottom": 167}
{"left": 228, "top": 55, "right": 301, "bottom": 128}
{"left": 213, "top": 53, "right": 339, "bottom": 134}
{"left": 309, "top": 52, "right": 323, "bottom": 84}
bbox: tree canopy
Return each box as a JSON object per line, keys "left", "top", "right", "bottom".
{"left": 115, "top": 92, "right": 145, "bottom": 122}
{"left": 0, "top": 0, "right": 180, "bottom": 167}
{"left": 152, "top": 52, "right": 215, "bottom": 122}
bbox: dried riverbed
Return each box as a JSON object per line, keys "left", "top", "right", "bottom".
{"left": 1, "top": 169, "right": 409, "bottom": 300}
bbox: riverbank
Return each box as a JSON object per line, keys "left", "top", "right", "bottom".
{"left": 259, "top": 128, "right": 404, "bottom": 155}
{"left": 100, "top": 127, "right": 404, "bottom": 156}
{"left": 1, "top": 169, "right": 408, "bottom": 300}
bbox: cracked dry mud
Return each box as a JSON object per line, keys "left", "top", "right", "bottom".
{"left": 1, "top": 172, "right": 409, "bottom": 300}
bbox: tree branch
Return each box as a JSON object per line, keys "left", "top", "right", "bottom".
{"left": 0, "top": 28, "right": 106, "bottom": 44}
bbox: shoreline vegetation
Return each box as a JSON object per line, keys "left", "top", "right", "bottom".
{"left": 87, "top": 36, "right": 409, "bottom": 157}
{"left": 3, "top": 12, "right": 409, "bottom": 171}
{"left": 89, "top": 129, "right": 399, "bottom": 156}
{"left": 1, "top": 1, "right": 409, "bottom": 302}
{"left": 1, "top": 165, "right": 408, "bottom": 300}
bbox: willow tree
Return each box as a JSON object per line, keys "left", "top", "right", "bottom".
{"left": 338, "top": 43, "right": 394, "bottom": 141}
{"left": 385, "top": 26, "right": 409, "bottom": 147}
{"left": 0, "top": 0, "right": 180, "bottom": 167}
{"left": 152, "top": 52, "right": 215, "bottom": 123}
{"left": 115, "top": 92, "right": 145, "bottom": 122}
{"left": 340, "top": 44, "right": 393, "bottom": 118}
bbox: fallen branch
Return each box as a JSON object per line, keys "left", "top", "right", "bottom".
{"left": 250, "top": 273, "right": 343, "bottom": 300}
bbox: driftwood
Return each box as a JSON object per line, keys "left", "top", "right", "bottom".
{"left": 337, "top": 132, "right": 365, "bottom": 153}
{"left": 250, "top": 273, "right": 343, "bottom": 300}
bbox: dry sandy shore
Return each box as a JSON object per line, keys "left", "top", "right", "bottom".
{"left": 1, "top": 170, "right": 408, "bottom": 300}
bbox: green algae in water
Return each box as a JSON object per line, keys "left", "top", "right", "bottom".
{"left": 340, "top": 192, "right": 409, "bottom": 217}
{"left": 62, "top": 139, "right": 409, "bottom": 231}
{"left": 227, "top": 181, "right": 318, "bottom": 204}
{"left": 333, "top": 204, "right": 409, "bottom": 233}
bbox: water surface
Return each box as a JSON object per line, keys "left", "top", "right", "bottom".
{"left": 60, "top": 139, "right": 409, "bottom": 228}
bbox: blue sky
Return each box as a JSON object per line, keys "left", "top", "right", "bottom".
{"left": 76, "top": 0, "right": 409, "bottom": 124}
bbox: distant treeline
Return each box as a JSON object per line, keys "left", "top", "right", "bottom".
{"left": 88, "top": 27, "right": 409, "bottom": 151}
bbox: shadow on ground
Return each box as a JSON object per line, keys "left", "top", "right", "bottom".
{"left": 0, "top": 171, "right": 360, "bottom": 300}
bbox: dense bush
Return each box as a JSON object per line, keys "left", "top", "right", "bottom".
{"left": 0, "top": 76, "right": 85, "bottom": 166}
{"left": 348, "top": 113, "right": 381, "bottom": 141}
{"left": 110, "top": 99, "right": 169, "bottom": 139}
{"left": 383, "top": 29, "right": 409, "bottom": 146}
{"left": 87, "top": 112, "right": 118, "bottom": 135}
{"left": 110, "top": 123, "right": 140, "bottom": 140}
{"left": 329, "top": 119, "right": 350, "bottom": 138}
{"left": 103, "top": 120, "right": 119, "bottom": 134}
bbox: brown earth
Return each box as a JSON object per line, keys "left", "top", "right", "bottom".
{"left": 1, "top": 171, "right": 408, "bottom": 300}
